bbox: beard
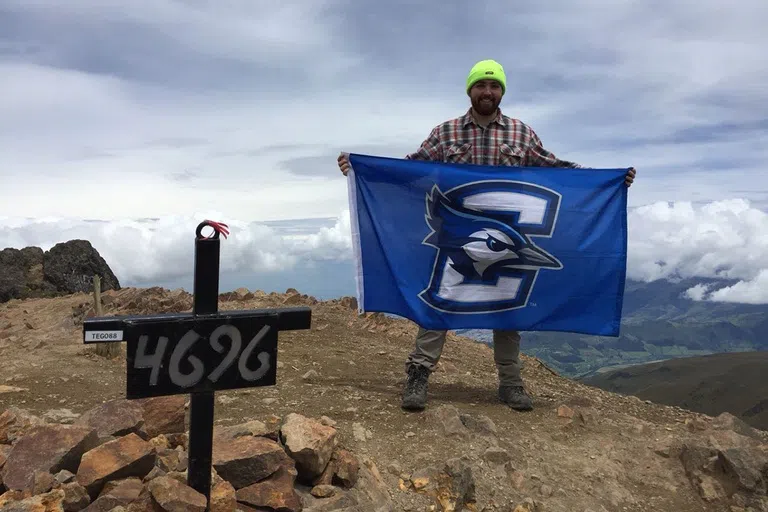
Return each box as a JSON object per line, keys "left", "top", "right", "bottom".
{"left": 471, "top": 95, "right": 500, "bottom": 116}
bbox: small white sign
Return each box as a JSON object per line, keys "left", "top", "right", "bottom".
{"left": 85, "top": 330, "right": 124, "bottom": 342}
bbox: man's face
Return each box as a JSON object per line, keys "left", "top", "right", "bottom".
{"left": 469, "top": 79, "right": 503, "bottom": 116}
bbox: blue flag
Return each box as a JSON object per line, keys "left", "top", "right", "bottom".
{"left": 346, "top": 153, "right": 628, "bottom": 336}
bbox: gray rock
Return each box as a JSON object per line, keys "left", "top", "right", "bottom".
{"left": 482, "top": 447, "right": 511, "bottom": 465}
{"left": 429, "top": 405, "right": 469, "bottom": 437}
{"left": 43, "top": 240, "right": 120, "bottom": 295}
{"left": 54, "top": 469, "right": 76, "bottom": 485}
{"left": 460, "top": 413, "right": 498, "bottom": 437}
{"left": 717, "top": 447, "right": 768, "bottom": 494}
{"left": 0, "top": 247, "right": 55, "bottom": 302}
{"left": 43, "top": 409, "right": 80, "bottom": 425}
{"left": 59, "top": 481, "right": 90, "bottom": 511}
{"left": 443, "top": 456, "right": 476, "bottom": 510}
{"left": 0, "top": 241, "right": 120, "bottom": 303}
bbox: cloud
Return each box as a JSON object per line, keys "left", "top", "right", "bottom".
{"left": 166, "top": 170, "right": 200, "bottom": 183}
{"left": 276, "top": 144, "right": 416, "bottom": 176}
{"left": 0, "top": 0, "right": 361, "bottom": 90}
{"left": 2, "top": 196, "right": 766, "bottom": 304}
{"left": 697, "top": 269, "right": 768, "bottom": 304}
{"left": 0, "top": 211, "right": 352, "bottom": 286}
{"left": 627, "top": 199, "right": 768, "bottom": 303}
{"left": 1, "top": 1, "right": 767, "bottom": 223}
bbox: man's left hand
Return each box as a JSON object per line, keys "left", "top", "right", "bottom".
{"left": 625, "top": 167, "right": 636, "bottom": 187}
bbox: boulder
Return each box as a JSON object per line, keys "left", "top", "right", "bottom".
{"left": 147, "top": 476, "right": 207, "bottom": 512}
{"left": 212, "top": 435, "right": 292, "bottom": 490}
{"left": 0, "top": 247, "right": 55, "bottom": 303}
{"left": 83, "top": 477, "right": 144, "bottom": 511}
{"left": 300, "top": 456, "right": 393, "bottom": 512}
{"left": 280, "top": 413, "right": 337, "bottom": 482}
{"left": 235, "top": 466, "right": 302, "bottom": 512}
{"left": 331, "top": 449, "right": 359, "bottom": 489}
{"left": 718, "top": 447, "right": 768, "bottom": 495}
{"left": 438, "top": 457, "right": 476, "bottom": 511}
{"left": 76, "top": 434, "right": 156, "bottom": 498}
{"left": 1, "top": 425, "right": 98, "bottom": 491}
{"left": 428, "top": 405, "right": 469, "bottom": 438}
{"left": 212, "top": 420, "right": 277, "bottom": 442}
{"left": 0, "top": 490, "right": 29, "bottom": 509}
{"left": 209, "top": 480, "right": 236, "bottom": 512}
{"left": 0, "top": 488, "right": 65, "bottom": 511}
{"left": 0, "top": 240, "right": 120, "bottom": 303}
{"left": 75, "top": 400, "right": 145, "bottom": 442}
{"left": 42, "top": 240, "right": 120, "bottom": 295}
{"left": 155, "top": 448, "right": 184, "bottom": 473}
{"left": 136, "top": 397, "right": 185, "bottom": 439}
{"left": 0, "top": 408, "right": 46, "bottom": 445}
{"left": 0, "top": 405, "right": 384, "bottom": 512}
{"left": 58, "top": 481, "right": 90, "bottom": 511}
{"left": 0, "top": 444, "right": 11, "bottom": 470}
{"left": 711, "top": 412, "right": 766, "bottom": 442}
{"left": 313, "top": 448, "right": 359, "bottom": 489}
{"left": 52, "top": 471, "right": 75, "bottom": 486}
{"left": 679, "top": 432, "right": 768, "bottom": 510}
{"left": 29, "top": 471, "right": 55, "bottom": 495}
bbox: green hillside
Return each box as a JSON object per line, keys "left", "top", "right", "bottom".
{"left": 458, "top": 278, "right": 768, "bottom": 379}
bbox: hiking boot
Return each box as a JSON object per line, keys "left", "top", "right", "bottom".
{"left": 401, "top": 364, "right": 430, "bottom": 410}
{"left": 499, "top": 385, "right": 533, "bottom": 411}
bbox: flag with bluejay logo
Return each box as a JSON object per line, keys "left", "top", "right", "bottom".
{"left": 345, "top": 153, "right": 628, "bottom": 336}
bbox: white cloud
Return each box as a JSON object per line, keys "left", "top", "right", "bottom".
{"left": 0, "top": 211, "right": 352, "bottom": 285}
{"left": 2, "top": 197, "right": 766, "bottom": 304}
{"left": 683, "top": 284, "right": 709, "bottom": 302}
{"left": 701, "top": 269, "right": 768, "bottom": 304}
{"left": 2, "top": 1, "right": 767, "bottom": 223}
{"left": 628, "top": 199, "right": 768, "bottom": 303}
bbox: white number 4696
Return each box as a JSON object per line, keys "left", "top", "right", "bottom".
{"left": 134, "top": 324, "right": 272, "bottom": 388}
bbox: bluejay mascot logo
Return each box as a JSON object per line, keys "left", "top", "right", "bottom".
{"left": 418, "top": 180, "right": 562, "bottom": 313}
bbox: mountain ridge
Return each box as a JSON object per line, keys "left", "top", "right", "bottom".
{"left": 580, "top": 350, "right": 768, "bottom": 431}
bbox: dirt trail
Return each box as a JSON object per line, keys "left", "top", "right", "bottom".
{"left": 1, "top": 287, "right": 765, "bottom": 511}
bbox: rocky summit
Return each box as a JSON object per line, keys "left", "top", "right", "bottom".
{"left": 0, "top": 240, "right": 120, "bottom": 303}
{"left": 0, "top": 286, "right": 767, "bottom": 511}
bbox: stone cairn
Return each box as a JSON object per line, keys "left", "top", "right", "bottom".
{"left": 0, "top": 397, "right": 390, "bottom": 511}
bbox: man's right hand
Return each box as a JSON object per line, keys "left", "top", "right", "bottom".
{"left": 338, "top": 152, "right": 351, "bottom": 176}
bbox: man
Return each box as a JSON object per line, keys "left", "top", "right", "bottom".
{"left": 338, "top": 59, "right": 635, "bottom": 412}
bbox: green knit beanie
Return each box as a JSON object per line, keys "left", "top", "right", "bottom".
{"left": 466, "top": 59, "right": 506, "bottom": 95}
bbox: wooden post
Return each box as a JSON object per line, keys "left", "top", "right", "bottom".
{"left": 93, "top": 275, "right": 103, "bottom": 316}
{"left": 92, "top": 275, "right": 120, "bottom": 358}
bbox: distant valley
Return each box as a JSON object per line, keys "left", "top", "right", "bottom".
{"left": 458, "top": 277, "right": 768, "bottom": 379}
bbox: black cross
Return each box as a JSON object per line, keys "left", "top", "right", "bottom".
{"left": 82, "top": 220, "right": 312, "bottom": 509}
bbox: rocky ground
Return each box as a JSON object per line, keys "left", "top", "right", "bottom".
{"left": 0, "top": 286, "right": 766, "bottom": 511}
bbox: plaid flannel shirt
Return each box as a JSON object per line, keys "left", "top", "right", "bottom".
{"left": 405, "top": 108, "right": 581, "bottom": 168}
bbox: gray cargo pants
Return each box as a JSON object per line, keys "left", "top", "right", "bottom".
{"left": 405, "top": 327, "right": 523, "bottom": 387}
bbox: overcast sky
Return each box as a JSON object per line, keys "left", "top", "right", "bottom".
{"left": 1, "top": 1, "right": 767, "bottom": 304}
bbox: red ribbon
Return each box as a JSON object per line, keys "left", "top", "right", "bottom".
{"left": 201, "top": 220, "right": 229, "bottom": 239}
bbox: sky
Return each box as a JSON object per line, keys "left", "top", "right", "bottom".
{"left": 1, "top": 1, "right": 767, "bottom": 304}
